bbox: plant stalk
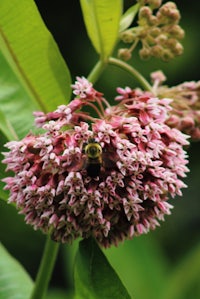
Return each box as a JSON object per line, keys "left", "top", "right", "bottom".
{"left": 30, "top": 235, "right": 59, "bottom": 299}
{"left": 108, "top": 57, "right": 152, "bottom": 91}
{"left": 87, "top": 60, "right": 106, "bottom": 84}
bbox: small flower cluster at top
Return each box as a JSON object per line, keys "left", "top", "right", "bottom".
{"left": 119, "top": 0, "right": 184, "bottom": 61}
{"left": 2, "top": 77, "right": 190, "bottom": 248}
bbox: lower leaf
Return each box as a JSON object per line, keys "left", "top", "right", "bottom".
{"left": 74, "top": 237, "right": 132, "bottom": 299}
{"left": 0, "top": 243, "right": 33, "bottom": 299}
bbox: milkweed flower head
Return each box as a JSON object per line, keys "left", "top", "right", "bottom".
{"left": 2, "top": 77, "right": 189, "bottom": 248}
{"left": 151, "top": 71, "right": 200, "bottom": 140}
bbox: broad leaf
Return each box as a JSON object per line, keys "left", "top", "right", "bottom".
{"left": 0, "top": 48, "right": 36, "bottom": 203}
{"left": 105, "top": 235, "right": 168, "bottom": 299}
{"left": 80, "top": 0, "right": 122, "bottom": 60}
{"left": 0, "top": 243, "right": 33, "bottom": 299}
{"left": 0, "top": 0, "right": 71, "bottom": 115}
{"left": 119, "top": 3, "right": 140, "bottom": 32}
{"left": 74, "top": 238, "right": 131, "bottom": 299}
{"left": 0, "top": 110, "right": 18, "bottom": 141}
{"left": 0, "top": 52, "right": 37, "bottom": 139}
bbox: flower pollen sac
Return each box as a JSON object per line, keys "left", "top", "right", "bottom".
{"left": 2, "top": 77, "right": 189, "bottom": 248}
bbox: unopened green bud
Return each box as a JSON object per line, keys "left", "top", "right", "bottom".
{"left": 165, "top": 38, "right": 177, "bottom": 48}
{"left": 156, "top": 34, "right": 168, "bottom": 45}
{"left": 158, "top": 2, "right": 180, "bottom": 24}
{"left": 171, "top": 42, "right": 184, "bottom": 55}
{"left": 139, "top": 6, "right": 152, "bottom": 21}
{"left": 148, "top": 0, "right": 162, "bottom": 9}
{"left": 170, "top": 25, "right": 185, "bottom": 39}
{"left": 151, "top": 45, "right": 163, "bottom": 57}
{"left": 137, "top": 28, "right": 148, "bottom": 39}
{"left": 120, "top": 30, "right": 136, "bottom": 43}
{"left": 118, "top": 48, "right": 132, "bottom": 61}
{"left": 150, "top": 27, "right": 161, "bottom": 37}
{"left": 168, "top": 9, "right": 180, "bottom": 23}
{"left": 159, "top": 2, "right": 177, "bottom": 15}
{"left": 139, "top": 47, "right": 151, "bottom": 60}
{"left": 161, "top": 49, "right": 174, "bottom": 61}
{"left": 148, "top": 15, "right": 158, "bottom": 26}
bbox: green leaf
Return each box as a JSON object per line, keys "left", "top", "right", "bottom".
{"left": 119, "top": 3, "right": 140, "bottom": 32}
{"left": 80, "top": 0, "right": 122, "bottom": 60}
{"left": 74, "top": 238, "right": 132, "bottom": 299}
{"left": 105, "top": 235, "right": 169, "bottom": 299}
{"left": 0, "top": 51, "right": 35, "bottom": 202}
{"left": 0, "top": 0, "right": 71, "bottom": 114}
{"left": 160, "top": 242, "right": 200, "bottom": 299}
{"left": 0, "top": 52, "right": 37, "bottom": 139}
{"left": 0, "top": 190, "right": 7, "bottom": 202}
{"left": 0, "top": 110, "right": 18, "bottom": 141}
{"left": 0, "top": 243, "right": 33, "bottom": 299}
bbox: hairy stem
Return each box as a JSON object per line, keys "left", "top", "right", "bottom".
{"left": 108, "top": 57, "right": 152, "bottom": 91}
{"left": 30, "top": 236, "right": 59, "bottom": 299}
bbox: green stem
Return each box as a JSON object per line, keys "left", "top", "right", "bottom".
{"left": 108, "top": 57, "right": 152, "bottom": 92}
{"left": 30, "top": 235, "right": 59, "bottom": 299}
{"left": 87, "top": 60, "right": 106, "bottom": 84}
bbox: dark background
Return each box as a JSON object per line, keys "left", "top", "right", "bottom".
{"left": 1, "top": 0, "right": 200, "bottom": 294}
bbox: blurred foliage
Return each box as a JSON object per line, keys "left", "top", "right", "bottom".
{"left": 0, "top": 243, "right": 33, "bottom": 299}
{"left": 0, "top": 0, "right": 200, "bottom": 298}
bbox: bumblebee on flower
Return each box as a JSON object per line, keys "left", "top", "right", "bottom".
{"left": 2, "top": 77, "right": 189, "bottom": 247}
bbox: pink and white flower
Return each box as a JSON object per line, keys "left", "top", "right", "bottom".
{"left": 151, "top": 71, "right": 200, "bottom": 140}
{"left": 2, "top": 77, "right": 189, "bottom": 247}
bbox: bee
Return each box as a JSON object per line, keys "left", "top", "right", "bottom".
{"left": 83, "top": 138, "right": 103, "bottom": 178}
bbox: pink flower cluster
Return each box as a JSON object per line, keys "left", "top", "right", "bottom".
{"left": 2, "top": 77, "right": 189, "bottom": 247}
{"left": 151, "top": 71, "right": 200, "bottom": 140}
{"left": 165, "top": 81, "right": 200, "bottom": 140}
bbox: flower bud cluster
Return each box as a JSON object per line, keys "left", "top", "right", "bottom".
{"left": 2, "top": 77, "right": 189, "bottom": 247}
{"left": 137, "top": 0, "right": 162, "bottom": 10}
{"left": 151, "top": 72, "right": 200, "bottom": 140}
{"left": 119, "top": 1, "right": 184, "bottom": 61}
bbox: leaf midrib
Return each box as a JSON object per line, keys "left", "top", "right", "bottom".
{"left": 0, "top": 26, "right": 47, "bottom": 112}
